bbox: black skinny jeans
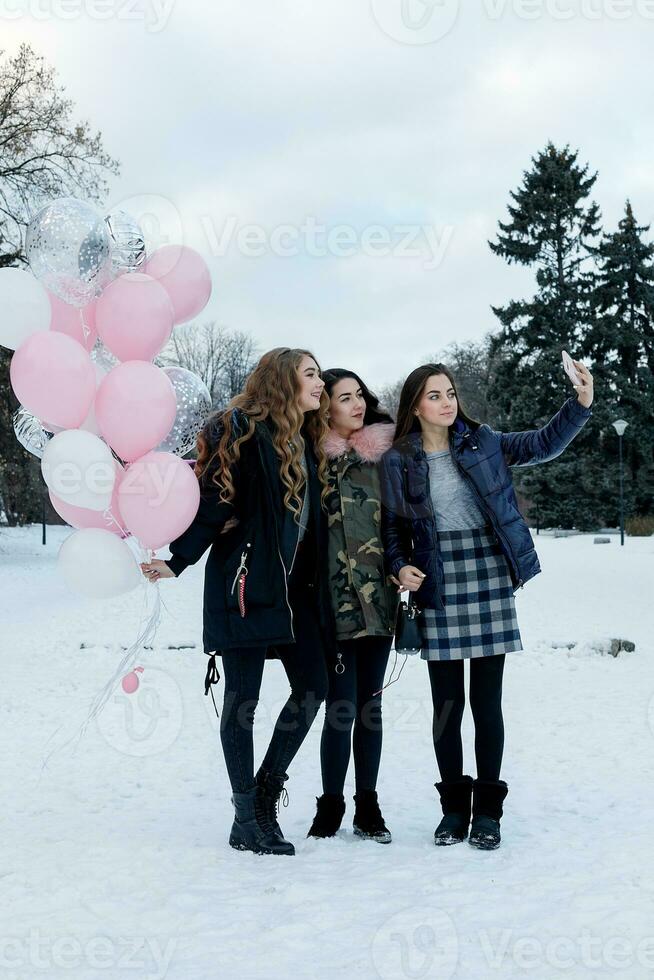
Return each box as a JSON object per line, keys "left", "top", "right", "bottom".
{"left": 428, "top": 654, "right": 505, "bottom": 782}
{"left": 219, "top": 542, "right": 329, "bottom": 793}
{"left": 320, "top": 635, "right": 392, "bottom": 796}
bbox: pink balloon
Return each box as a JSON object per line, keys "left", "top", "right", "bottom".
{"left": 143, "top": 245, "right": 212, "bottom": 325}
{"left": 122, "top": 671, "right": 140, "bottom": 694}
{"left": 10, "top": 332, "right": 96, "bottom": 429}
{"left": 49, "top": 462, "right": 128, "bottom": 536}
{"left": 95, "top": 361, "right": 176, "bottom": 463}
{"left": 95, "top": 273, "right": 174, "bottom": 361}
{"left": 121, "top": 666, "right": 144, "bottom": 694}
{"left": 118, "top": 451, "right": 200, "bottom": 550}
{"left": 49, "top": 293, "right": 97, "bottom": 351}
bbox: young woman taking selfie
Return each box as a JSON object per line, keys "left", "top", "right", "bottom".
{"left": 380, "top": 359, "right": 593, "bottom": 850}
{"left": 141, "top": 347, "right": 332, "bottom": 857}
{"left": 307, "top": 369, "right": 398, "bottom": 844}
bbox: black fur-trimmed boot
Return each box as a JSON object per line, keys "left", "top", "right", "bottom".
{"left": 469, "top": 778, "right": 508, "bottom": 850}
{"left": 353, "top": 790, "right": 392, "bottom": 844}
{"left": 306, "top": 793, "right": 346, "bottom": 838}
{"left": 433, "top": 775, "right": 473, "bottom": 845}
{"left": 255, "top": 768, "right": 293, "bottom": 848}
{"left": 228, "top": 785, "right": 295, "bottom": 856}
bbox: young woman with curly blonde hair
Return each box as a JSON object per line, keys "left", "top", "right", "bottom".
{"left": 141, "top": 347, "right": 333, "bottom": 856}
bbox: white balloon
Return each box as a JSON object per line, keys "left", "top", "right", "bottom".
{"left": 41, "top": 429, "right": 115, "bottom": 511}
{"left": 58, "top": 528, "right": 142, "bottom": 599}
{"left": 0, "top": 267, "right": 51, "bottom": 350}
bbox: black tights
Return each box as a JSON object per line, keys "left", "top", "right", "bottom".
{"left": 427, "top": 654, "right": 505, "bottom": 782}
{"left": 320, "top": 635, "right": 392, "bottom": 796}
{"left": 219, "top": 545, "right": 328, "bottom": 793}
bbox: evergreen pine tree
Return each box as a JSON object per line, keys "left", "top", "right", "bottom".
{"left": 586, "top": 200, "right": 654, "bottom": 520}
{"left": 488, "top": 142, "right": 604, "bottom": 529}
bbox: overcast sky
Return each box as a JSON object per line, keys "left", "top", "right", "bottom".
{"left": 3, "top": 0, "right": 654, "bottom": 389}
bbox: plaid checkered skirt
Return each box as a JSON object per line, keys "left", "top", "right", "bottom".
{"left": 419, "top": 526, "right": 524, "bottom": 661}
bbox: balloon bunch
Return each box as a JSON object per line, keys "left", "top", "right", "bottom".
{"left": 2, "top": 196, "right": 213, "bottom": 600}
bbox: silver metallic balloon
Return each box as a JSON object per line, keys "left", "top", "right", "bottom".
{"left": 157, "top": 367, "right": 212, "bottom": 457}
{"left": 26, "top": 197, "right": 114, "bottom": 307}
{"left": 13, "top": 407, "right": 54, "bottom": 460}
{"left": 105, "top": 209, "right": 147, "bottom": 276}
{"left": 90, "top": 339, "right": 119, "bottom": 372}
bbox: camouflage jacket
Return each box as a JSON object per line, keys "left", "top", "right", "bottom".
{"left": 324, "top": 423, "right": 399, "bottom": 641}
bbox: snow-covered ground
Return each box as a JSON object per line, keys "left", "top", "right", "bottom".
{"left": 1, "top": 524, "right": 653, "bottom": 980}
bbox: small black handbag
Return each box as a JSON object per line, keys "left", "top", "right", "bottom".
{"left": 394, "top": 594, "right": 423, "bottom": 655}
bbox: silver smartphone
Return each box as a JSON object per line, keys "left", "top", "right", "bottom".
{"left": 562, "top": 349, "right": 582, "bottom": 386}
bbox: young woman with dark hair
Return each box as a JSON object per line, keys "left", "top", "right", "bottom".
{"left": 141, "top": 348, "right": 333, "bottom": 857}
{"left": 380, "top": 359, "right": 594, "bottom": 849}
{"left": 307, "top": 369, "right": 399, "bottom": 843}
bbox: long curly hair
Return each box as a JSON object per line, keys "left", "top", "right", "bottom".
{"left": 196, "top": 347, "right": 331, "bottom": 520}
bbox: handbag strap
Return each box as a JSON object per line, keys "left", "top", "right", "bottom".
{"left": 406, "top": 593, "right": 420, "bottom": 615}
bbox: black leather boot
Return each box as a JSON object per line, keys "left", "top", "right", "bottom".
{"left": 469, "top": 778, "right": 508, "bottom": 850}
{"left": 255, "top": 768, "right": 292, "bottom": 846}
{"left": 307, "top": 793, "right": 346, "bottom": 838}
{"left": 353, "top": 790, "right": 392, "bottom": 844}
{"left": 433, "top": 775, "right": 473, "bottom": 845}
{"left": 228, "top": 785, "right": 295, "bottom": 855}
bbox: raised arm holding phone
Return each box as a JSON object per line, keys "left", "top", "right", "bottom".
{"left": 380, "top": 355, "right": 593, "bottom": 850}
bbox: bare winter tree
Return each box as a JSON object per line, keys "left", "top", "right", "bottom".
{"left": 0, "top": 43, "right": 119, "bottom": 524}
{"left": 219, "top": 330, "right": 260, "bottom": 407}
{"left": 431, "top": 335, "right": 497, "bottom": 424}
{"left": 159, "top": 321, "right": 259, "bottom": 409}
{"left": 378, "top": 336, "right": 500, "bottom": 425}
{"left": 0, "top": 43, "right": 119, "bottom": 267}
{"left": 378, "top": 378, "right": 404, "bottom": 421}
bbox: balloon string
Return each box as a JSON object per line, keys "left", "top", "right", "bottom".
{"left": 39, "top": 542, "right": 161, "bottom": 772}
{"left": 101, "top": 507, "right": 129, "bottom": 538}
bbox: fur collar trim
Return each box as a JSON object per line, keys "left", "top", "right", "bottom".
{"left": 324, "top": 422, "right": 396, "bottom": 463}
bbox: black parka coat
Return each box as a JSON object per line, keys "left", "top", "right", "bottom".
{"left": 166, "top": 409, "right": 332, "bottom": 654}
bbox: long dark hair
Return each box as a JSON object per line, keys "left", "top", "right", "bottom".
{"left": 322, "top": 368, "right": 394, "bottom": 426}
{"left": 394, "top": 362, "right": 480, "bottom": 442}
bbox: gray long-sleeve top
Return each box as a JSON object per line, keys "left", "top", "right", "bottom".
{"left": 426, "top": 449, "right": 489, "bottom": 531}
